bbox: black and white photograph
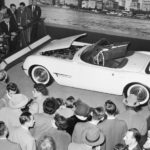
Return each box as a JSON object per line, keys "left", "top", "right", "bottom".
{"left": 0, "top": 0, "right": 150, "bottom": 150}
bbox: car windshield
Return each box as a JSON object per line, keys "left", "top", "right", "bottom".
{"left": 81, "top": 39, "right": 129, "bottom": 68}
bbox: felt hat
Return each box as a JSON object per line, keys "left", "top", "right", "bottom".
{"left": 9, "top": 94, "right": 29, "bottom": 109}
{"left": 123, "top": 94, "right": 140, "bottom": 107}
{"left": 74, "top": 102, "right": 90, "bottom": 117}
{"left": 82, "top": 127, "right": 105, "bottom": 146}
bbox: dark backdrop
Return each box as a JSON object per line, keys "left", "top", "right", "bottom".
{"left": 46, "top": 25, "right": 150, "bottom": 51}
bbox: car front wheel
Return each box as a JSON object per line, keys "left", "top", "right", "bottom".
{"left": 30, "top": 66, "right": 53, "bottom": 85}
{"left": 126, "top": 84, "right": 150, "bottom": 105}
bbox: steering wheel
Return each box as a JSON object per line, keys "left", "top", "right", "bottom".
{"left": 93, "top": 51, "right": 104, "bottom": 65}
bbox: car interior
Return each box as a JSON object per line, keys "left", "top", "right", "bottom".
{"left": 81, "top": 39, "right": 130, "bottom": 68}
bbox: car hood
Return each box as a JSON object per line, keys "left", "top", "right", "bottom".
{"left": 123, "top": 52, "right": 150, "bottom": 72}
{"left": 37, "top": 33, "right": 87, "bottom": 52}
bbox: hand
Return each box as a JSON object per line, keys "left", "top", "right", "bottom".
{"left": 11, "top": 32, "right": 17, "bottom": 36}
{"left": 18, "top": 26, "right": 23, "bottom": 29}
{"left": 26, "top": 20, "right": 31, "bottom": 23}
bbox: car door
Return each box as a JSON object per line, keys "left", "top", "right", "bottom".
{"left": 51, "top": 59, "right": 80, "bottom": 87}
{"left": 74, "top": 62, "right": 124, "bottom": 95}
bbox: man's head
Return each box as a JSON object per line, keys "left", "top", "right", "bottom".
{"left": 10, "top": 3, "right": 16, "bottom": 12}
{"left": 0, "top": 121, "right": 8, "bottom": 137}
{"left": 38, "top": 135, "right": 56, "bottom": 150}
{"left": 0, "top": 6, "right": 7, "bottom": 14}
{"left": 32, "top": 0, "right": 37, "bottom": 6}
{"left": 104, "top": 100, "right": 117, "bottom": 116}
{"left": 33, "top": 83, "right": 48, "bottom": 98}
{"left": 6, "top": 82, "right": 18, "bottom": 97}
{"left": 123, "top": 128, "right": 141, "bottom": 147}
{"left": 19, "top": 112, "right": 35, "bottom": 128}
{"left": 74, "top": 101, "right": 91, "bottom": 119}
{"left": 92, "top": 106, "right": 106, "bottom": 121}
{"left": 65, "top": 96, "right": 76, "bottom": 108}
{"left": 19, "top": 2, "right": 26, "bottom": 10}
{"left": 54, "top": 114, "right": 68, "bottom": 130}
{"left": 43, "top": 97, "right": 60, "bottom": 115}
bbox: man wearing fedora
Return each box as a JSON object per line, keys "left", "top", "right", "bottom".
{"left": 0, "top": 121, "right": 21, "bottom": 150}
{"left": 72, "top": 106, "right": 106, "bottom": 143}
{"left": 98, "top": 100, "right": 127, "bottom": 150}
{"left": 67, "top": 100, "right": 92, "bottom": 135}
{"left": 116, "top": 94, "right": 147, "bottom": 136}
{"left": 68, "top": 126, "right": 105, "bottom": 150}
{"left": 0, "top": 93, "right": 29, "bottom": 133}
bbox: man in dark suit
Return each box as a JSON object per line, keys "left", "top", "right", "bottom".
{"left": 0, "top": 14, "right": 18, "bottom": 53}
{"left": 0, "top": 121, "right": 21, "bottom": 150}
{"left": 7, "top": 4, "right": 18, "bottom": 32}
{"left": 28, "top": 0, "right": 41, "bottom": 43}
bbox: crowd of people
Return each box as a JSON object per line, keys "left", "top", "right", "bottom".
{"left": 0, "top": 67, "right": 150, "bottom": 150}
{"left": 0, "top": 1, "right": 150, "bottom": 150}
{"left": 0, "top": 0, "right": 43, "bottom": 60}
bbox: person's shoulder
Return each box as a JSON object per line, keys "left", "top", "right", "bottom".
{"left": 27, "top": 5, "right": 32, "bottom": 8}
{"left": 116, "top": 111, "right": 129, "bottom": 118}
{"left": 115, "top": 118, "right": 127, "bottom": 126}
{"left": 1, "top": 139, "right": 21, "bottom": 150}
{"left": 68, "top": 142, "right": 87, "bottom": 150}
{"left": 36, "top": 5, "right": 41, "bottom": 9}
{"left": 8, "top": 140, "right": 21, "bottom": 150}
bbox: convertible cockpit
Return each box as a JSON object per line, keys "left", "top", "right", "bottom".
{"left": 81, "top": 39, "right": 130, "bottom": 68}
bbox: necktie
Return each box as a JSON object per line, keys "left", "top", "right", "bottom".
{"left": 6, "top": 23, "right": 9, "bottom": 31}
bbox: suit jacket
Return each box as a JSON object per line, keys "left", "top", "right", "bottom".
{"left": 72, "top": 122, "right": 97, "bottom": 143}
{"left": 17, "top": 7, "right": 32, "bottom": 27}
{"left": 45, "top": 128, "right": 71, "bottom": 150}
{"left": 7, "top": 9, "right": 18, "bottom": 32}
{"left": 0, "top": 107, "right": 21, "bottom": 133}
{"left": 116, "top": 110, "right": 147, "bottom": 136}
{"left": 28, "top": 5, "right": 41, "bottom": 21}
{"left": 67, "top": 115, "right": 90, "bottom": 136}
{"left": 30, "top": 113, "right": 53, "bottom": 140}
{"left": 0, "top": 138, "right": 21, "bottom": 150}
{"left": 98, "top": 118, "right": 128, "bottom": 150}
{"left": 68, "top": 143, "right": 92, "bottom": 150}
{"left": 9, "top": 126, "right": 36, "bottom": 150}
{"left": 0, "top": 19, "right": 18, "bottom": 36}
{"left": 132, "top": 144, "right": 141, "bottom": 150}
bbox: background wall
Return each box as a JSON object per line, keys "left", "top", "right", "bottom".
{"left": 5, "top": 0, "right": 31, "bottom": 7}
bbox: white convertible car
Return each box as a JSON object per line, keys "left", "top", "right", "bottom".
{"left": 23, "top": 33, "right": 150, "bottom": 104}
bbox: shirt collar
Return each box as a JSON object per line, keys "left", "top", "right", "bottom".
{"left": 21, "top": 125, "right": 28, "bottom": 131}
{"left": 89, "top": 120, "right": 99, "bottom": 125}
{"left": 107, "top": 115, "right": 115, "bottom": 120}
{"left": 76, "top": 115, "right": 87, "bottom": 120}
{"left": 6, "top": 92, "right": 11, "bottom": 99}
